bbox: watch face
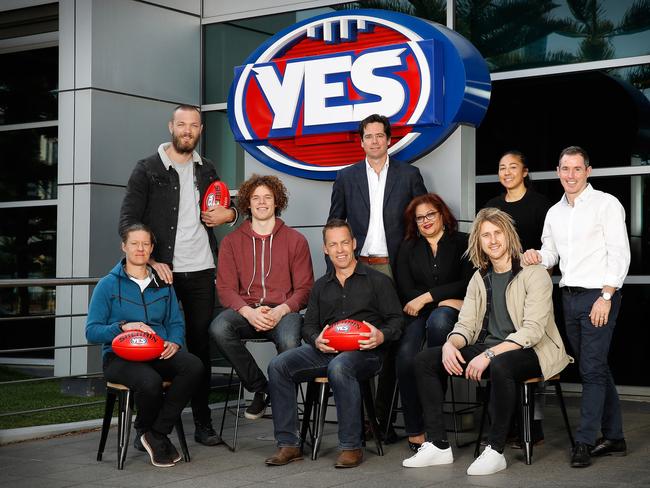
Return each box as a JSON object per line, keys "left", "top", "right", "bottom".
{"left": 602, "top": 292, "right": 612, "bottom": 300}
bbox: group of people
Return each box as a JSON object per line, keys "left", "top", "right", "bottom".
{"left": 85, "top": 106, "right": 630, "bottom": 476}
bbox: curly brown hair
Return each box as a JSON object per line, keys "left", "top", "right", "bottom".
{"left": 237, "top": 174, "right": 289, "bottom": 218}
{"left": 403, "top": 193, "right": 457, "bottom": 241}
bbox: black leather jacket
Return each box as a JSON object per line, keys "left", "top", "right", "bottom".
{"left": 118, "top": 152, "right": 220, "bottom": 266}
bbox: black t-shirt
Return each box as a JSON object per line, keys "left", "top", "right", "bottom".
{"left": 484, "top": 189, "right": 551, "bottom": 251}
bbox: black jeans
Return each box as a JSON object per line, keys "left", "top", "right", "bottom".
{"left": 173, "top": 268, "right": 216, "bottom": 425}
{"left": 103, "top": 351, "right": 203, "bottom": 435}
{"left": 415, "top": 344, "right": 541, "bottom": 452}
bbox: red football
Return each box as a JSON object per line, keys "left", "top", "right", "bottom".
{"left": 201, "top": 180, "right": 230, "bottom": 211}
{"left": 111, "top": 331, "right": 164, "bottom": 361}
{"left": 322, "top": 319, "right": 371, "bottom": 351}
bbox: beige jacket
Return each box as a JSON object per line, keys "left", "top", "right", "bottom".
{"left": 449, "top": 261, "right": 572, "bottom": 380}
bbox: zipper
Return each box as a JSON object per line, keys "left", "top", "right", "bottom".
{"left": 545, "top": 331, "right": 561, "bottom": 349}
{"left": 260, "top": 238, "right": 266, "bottom": 305}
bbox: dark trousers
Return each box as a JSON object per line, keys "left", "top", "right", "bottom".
{"left": 562, "top": 288, "right": 624, "bottom": 445}
{"left": 396, "top": 307, "right": 459, "bottom": 435}
{"left": 415, "top": 344, "right": 541, "bottom": 452}
{"left": 209, "top": 308, "right": 302, "bottom": 393}
{"left": 173, "top": 268, "right": 215, "bottom": 425}
{"left": 103, "top": 351, "right": 203, "bottom": 435}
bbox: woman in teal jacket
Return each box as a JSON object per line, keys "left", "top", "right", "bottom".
{"left": 86, "top": 223, "right": 202, "bottom": 468}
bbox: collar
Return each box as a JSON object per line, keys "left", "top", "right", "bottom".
{"left": 479, "top": 258, "right": 522, "bottom": 279}
{"left": 365, "top": 156, "right": 389, "bottom": 174}
{"left": 562, "top": 183, "right": 593, "bottom": 206}
{"left": 325, "top": 261, "right": 367, "bottom": 282}
{"left": 158, "top": 142, "right": 202, "bottom": 170}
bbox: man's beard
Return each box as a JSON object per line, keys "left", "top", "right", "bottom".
{"left": 171, "top": 132, "right": 199, "bottom": 154}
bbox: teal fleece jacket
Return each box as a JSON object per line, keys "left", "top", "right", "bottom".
{"left": 86, "top": 259, "right": 185, "bottom": 357}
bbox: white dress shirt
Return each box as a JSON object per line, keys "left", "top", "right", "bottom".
{"left": 539, "top": 184, "right": 630, "bottom": 289}
{"left": 360, "top": 157, "right": 389, "bottom": 257}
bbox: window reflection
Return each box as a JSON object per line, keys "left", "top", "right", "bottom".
{"left": 0, "top": 127, "right": 57, "bottom": 201}
{"left": 477, "top": 64, "right": 650, "bottom": 175}
{"left": 0, "top": 47, "right": 58, "bottom": 125}
{"left": 456, "top": 0, "right": 650, "bottom": 72}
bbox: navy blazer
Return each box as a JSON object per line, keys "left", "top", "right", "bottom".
{"left": 328, "top": 159, "right": 427, "bottom": 269}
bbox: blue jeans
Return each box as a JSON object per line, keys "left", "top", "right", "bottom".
{"left": 396, "top": 306, "right": 459, "bottom": 435}
{"left": 268, "top": 344, "right": 383, "bottom": 450}
{"left": 209, "top": 308, "right": 302, "bottom": 393}
{"left": 562, "top": 289, "right": 624, "bottom": 445}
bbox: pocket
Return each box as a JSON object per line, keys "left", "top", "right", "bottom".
{"left": 151, "top": 173, "right": 170, "bottom": 187}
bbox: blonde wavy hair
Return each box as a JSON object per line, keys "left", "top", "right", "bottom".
{"left": 466, "top": 208, "right": 522, "bottom": 270}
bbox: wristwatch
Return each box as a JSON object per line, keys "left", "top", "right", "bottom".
{"left": 484, "top": 349, "right": 495, "bottom": 361}
{"left": 600, "top": 292, "right": 612, "bottom": 301}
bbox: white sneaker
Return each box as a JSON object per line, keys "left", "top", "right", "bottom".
{"left": 402, "top": 442, "right": 453, "bottom": 468}
{"left": 467, "top": 445, "right": 507, "bottom": 475}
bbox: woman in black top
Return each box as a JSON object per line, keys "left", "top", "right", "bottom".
{"left": 483, "top": 150, "right": 551, "bottom": 251}
{"left": 395, "top": 193, "right": 474, "bottom": 451}
{"left": 483, "top": 149, "right": 551, "bottom": 446}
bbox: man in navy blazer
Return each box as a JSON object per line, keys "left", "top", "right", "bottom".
{"left": 328, "top": 113, "right": 427, "bottom": 439}
{"left": 328, "top": 114, "right": 427, "bottom": 274}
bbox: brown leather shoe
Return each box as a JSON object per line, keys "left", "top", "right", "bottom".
{"left": 334, "top": 448, "right": 363, "bottom": 468}
{"left": 265, "top": 447, "right": 303, "bottom": 466}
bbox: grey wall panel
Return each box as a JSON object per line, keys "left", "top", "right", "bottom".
{"left": 293, "top": 225, "right": 326, "bottom": 280}
{"left": 58, "top": 91, "right": 75, "bottom": 185}
{"left": 88, "top": 90, "right": 176, "bottom": 185}
{"left": 73, "top": 89, "right": 92, "bottom": 183}
{"left": 202, "top": 0, "right": 345, "bottom": 21}
{"left": 59, "top": 0, "right": 75, "bottom": 91}
{"left": 149, "top": 0, "right": 201, "bottom": 15}
{"left": 74, "top": 0, "right": 93, "bottom": 88}
{"left": 89, "top": 0, "right": 200, "bottom": 104}
{"left": 72, "top": 185, "right": 91, "bottom": 277}
{"left": 413, "top": 126, "right": 476, "bottom": 224}
{"left": 88, "top": 185, "right": 127, "bottom": 277}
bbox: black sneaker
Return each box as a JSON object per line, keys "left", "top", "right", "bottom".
{"left": 194, "top": 422, "right": 222, "bottom": 446}
{"left": 571, "top": 442, "right": 592, "bottom": 468}
{"left": 133, "top": 429, "right": 146, "bottom": 452}
{"left": 141, "top": 431, "right": 175, "bottom": 468}
{"left": 244, "top": 392, "right": 268, "bottom": 420}
{"left": 163, "top": 436, "right": 182, "bottom": 463}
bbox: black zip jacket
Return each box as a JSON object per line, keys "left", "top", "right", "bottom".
{"left": 118, "top": 152, "right": 220, "bottom": 266}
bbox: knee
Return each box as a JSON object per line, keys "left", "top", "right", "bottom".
{"left": 425, "top": 310, "right": 454, "bottom": 344}
{"left": 327, "top": 356, "right": 355, "bottom": 384}
{"left": 209, "top": 311, "right": 238, "bottom": 342}
{"left": 414, "top": 346, "right": 443, "bottom": 374}
{"left": 268, "top": 353, "right": 289, "bottom": 381}
{"left": 275, "top": 315, "right": 302, "bottom": 352}
{"left": 134, "top": 375, "right": 164, "bottom": 399}
{"left": 396, "top": 346, "right": 416, "bottom": 377}
{"left": 488, "top": 355, "right": 512, "bottom": 382}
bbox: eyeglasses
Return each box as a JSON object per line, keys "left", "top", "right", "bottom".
{"left": 415, "top": 211, "right": 439, "bottom": 224}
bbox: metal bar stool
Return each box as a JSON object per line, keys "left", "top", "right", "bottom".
{"left": 385, "top": 375, "right": 484, "bottom": 447}
{"left": 218, "top": 338, "right": 271, "bottom": 452}
{"left": 299, "top": 376, "right": 384, "bottom": 460}
{"left": 474, "top": 374, "right": 574, "bottom": 464}
{"left": 97, "top": 381, "right": 190, "bottom": 469}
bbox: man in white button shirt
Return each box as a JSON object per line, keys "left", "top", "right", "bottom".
{"left": 328, "top": 113, "right": 427, "bottom": 441}
{"left": 522, "top": 146, "right": 630, "bottom": 468}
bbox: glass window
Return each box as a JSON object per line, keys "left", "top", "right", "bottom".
{"left": 0, "top": 206, "right": 56, "bottom": 279}
{"left": 477, "top": 63, "right": 650, "bottom": 176}
{"left": 0, "top": 3, "right": 58, "bottom": 40}
{"left": 0, "top": 126, "right": 57, "bottom": 201}
{"left": 203, "top": 111, "right": 245, "bottom": 189}
{"left": 0, "top": 46, "right": 58, "bottom": 125}
{"left": 456, "top": 0, "right": 650, "bottom": 72}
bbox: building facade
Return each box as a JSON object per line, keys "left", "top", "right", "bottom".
{"left": 1, "top": 0, "right": 649, "bottom": 393}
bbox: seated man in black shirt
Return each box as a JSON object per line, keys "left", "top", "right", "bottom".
{"left": 265, "top": 219, "right": 404, "bottom": 469}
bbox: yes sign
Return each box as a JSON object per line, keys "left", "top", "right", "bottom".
{"left": 228, "top": 9, "right": 491, "bottom": 180}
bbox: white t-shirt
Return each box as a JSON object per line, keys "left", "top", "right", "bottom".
{"left": 170, "top": 160, "right": 215, "bottom": 272}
